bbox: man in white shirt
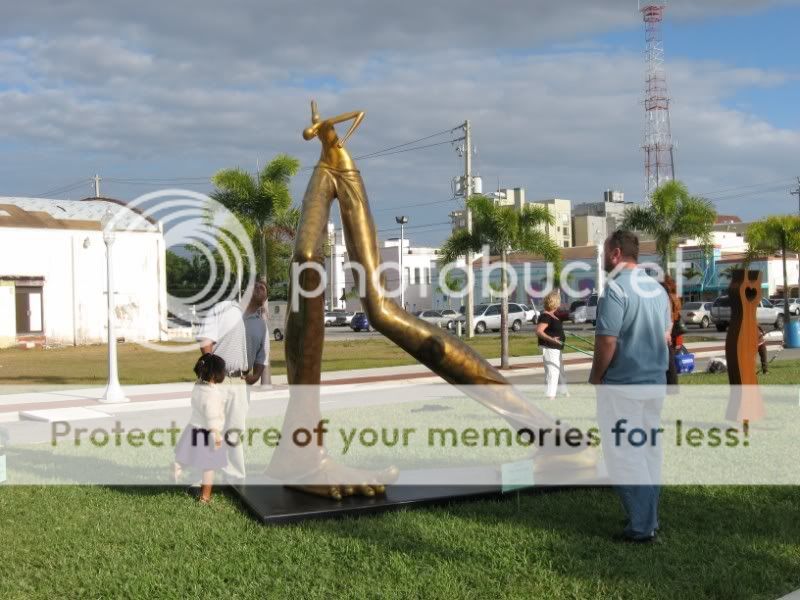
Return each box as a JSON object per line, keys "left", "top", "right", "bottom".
{"left": 197, "top": 279, "right": 268, "bottom": 483}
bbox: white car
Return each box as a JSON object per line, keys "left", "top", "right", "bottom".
{"left": 439, "top": 309, "right": 459, "bottom": 329}
{"left": 773, "top": 298, "right": 800, "bottom": 316}
{"left": 517, "top": 303, "right": 539, "bottom": 323}
{"left": 457, "top": 302, "right": 527, "bottom": 334}
{"left": 414, "top": 310, "right": 447, "bottom": 327}
{"left": 680, "top": 301, "right": 713, "bottom": 329}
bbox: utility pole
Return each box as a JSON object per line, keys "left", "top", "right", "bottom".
{"left": 396, "top": 216, "right": 409, "bottom": 311}
{"left": 792, "top": 177, "right": 800, "bottom": 300}
{"left": 464, "top": 120, "right": 475, "bottom": 338}
{"left": 93, "top": 174, "right": 101, "bottom": 197}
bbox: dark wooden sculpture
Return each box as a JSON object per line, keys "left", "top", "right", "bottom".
{"left": 725, "top": 269, "right": 765, "bottom": 421}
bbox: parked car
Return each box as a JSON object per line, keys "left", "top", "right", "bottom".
{"left": 554, "top": 305, "right": 570, "bottom": 321}
{"left": 414, "top": 310, "right": 447, "bottom": 327}
{"left": 517, "top": 303, "right": 539, "bottom": 323}
{"left": 773, "top": 298, "right": 800, "bottom": 315}
{"left": 569, "top": 300, "right": 587, "bottom": 324}
{"left": 710, "top": 295, "right": 785, "bottom": 332}
{"left": 350, "top": 312, "right": 371, "bottom": 332}
{"left": 680, "top": 301, "right": 713, "bottom": 328}
{"left": 439, "top": 309, "right": 459, "bottom": 329}
{"left": 326, "top": 309, "right": 354, "bottom": 326}
{"left": 456, "top": 303, "right": 527, "bottom": 334}
{"left": 585, "top": 294, "right": 598, "bottom": 326}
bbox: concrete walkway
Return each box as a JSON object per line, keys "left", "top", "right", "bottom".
{"left": 0, "top": 340, "right": 784, "bottom": 423}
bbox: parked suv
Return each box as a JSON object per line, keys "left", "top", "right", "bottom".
{"left": 710, "top": 295, "right": 785, "bottom": 332}
{"left": 456, "top": 302, "right": 527, "bottom": 334}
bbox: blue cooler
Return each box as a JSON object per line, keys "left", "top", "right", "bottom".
{"left": 675, "top": 353, "right": 695, "bottom": 374}
{"left": 785, "top": 318, "right": 800, "bottom": 349}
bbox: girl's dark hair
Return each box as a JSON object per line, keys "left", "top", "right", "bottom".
{"left": 194, "top": 353, "right": 226, "bottom": 383}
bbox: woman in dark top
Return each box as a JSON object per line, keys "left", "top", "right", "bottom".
{"left": 536, "top": 291, "right": 568, "bottom": 399}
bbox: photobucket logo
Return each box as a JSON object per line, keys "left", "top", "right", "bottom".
{"left": 103, "top": 189, "right": 257, "bottom": 352}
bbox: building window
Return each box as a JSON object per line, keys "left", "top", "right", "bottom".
{"left": 414, "top": 268, "right": 421, "bottom": 284}
{"left": 405, "top": 267, "right": 411, "bottom": 284}
{"left": 563, "top": 241, "right": 569, "bottom": 248}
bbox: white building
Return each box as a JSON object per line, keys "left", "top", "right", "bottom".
{"left": 0, "top": 197, "right": 167, "bottom": 348}
{"left": 341, "top": 237, "right": 466, "bottom": 313}
{"left": 325, "top": 222, "right": 348, "bottom": 310}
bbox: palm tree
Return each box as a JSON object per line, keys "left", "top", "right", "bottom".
{"left": 622, "top": 180, "right": 717, "bottom": 272}
{"left": 719, "top": 263, "right": 742, "bottom": 281}
{"left": 440, "top": 195, "right": 561, "bottom": 369}
{"left": 745, "top": 215, "right": 800, "bottom": 326}
{"left": 211, "top": 154, "right": 301, "bottom": 284}
{"left": 211, "top": 153, "right": 301, "bottom": 385}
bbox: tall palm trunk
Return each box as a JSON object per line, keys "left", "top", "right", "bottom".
{"left": 500, "top": 250, "right": 510, "bottom": 370}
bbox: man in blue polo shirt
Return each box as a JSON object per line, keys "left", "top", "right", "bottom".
{"left": 589, "top": 230, "right": 671, "bottom": 543}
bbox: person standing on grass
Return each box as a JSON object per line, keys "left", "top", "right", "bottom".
{"left": 197, "top": 278, "right": 268, "bottom": 484}
{"left": 589, "top": 230, "right": 671, "bottom": 544}
{"left": 536, "top": 290, "right": 568, "bottom": 399}
{"left": 173, "top": 354, "right": 228, "bottom": 504}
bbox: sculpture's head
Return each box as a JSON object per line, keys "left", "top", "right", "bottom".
{"left": 303, "top": 99, "right": 321, "bottom": 140}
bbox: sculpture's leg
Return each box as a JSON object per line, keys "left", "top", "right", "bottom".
{"left": 337, "top": 170, "right": 594, "bottom": 467}
{"left": 266, "top": 167, "right": 332, "bottom": 479}
{"left": 265, "top": 167, "right": 398, "bottom": 496}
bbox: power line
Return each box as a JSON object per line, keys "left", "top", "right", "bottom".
{"left": 371, "top": 196, "right": 459, "bottom": 214}
{"left": 33, "top": 179, "right": 91, "bottom": 198}
{"left": 351, "top": 126, "right": 460, "bottom": 160}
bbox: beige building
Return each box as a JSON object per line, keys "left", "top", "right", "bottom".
{"left": 571, "top": 190, "right": 633, "bottom": 246}
{"left": 451, "top": 187, "right": 573, "bottom": 248}
{"left": 530, "top": 198, "right": 573, "bottom": 248}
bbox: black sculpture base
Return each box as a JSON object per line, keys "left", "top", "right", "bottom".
{"left": 231, "top": 465, "right": 606, "bottom": 525}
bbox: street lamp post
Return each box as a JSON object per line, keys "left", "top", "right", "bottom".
{"left": 99, "top": 209, "right": 128, "bottom": 404}
{"left": 396, "top": 216, "right": 408, "bottom": 310}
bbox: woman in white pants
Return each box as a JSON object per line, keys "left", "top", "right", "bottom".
{"left": 536, "top": 292, "right": 568, "bottom": 399}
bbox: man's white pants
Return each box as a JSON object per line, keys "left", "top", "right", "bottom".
{"left": 542, "top": 347, "right": 568, "bottom": 398}
{"left": 220, "top": 378, "right": 249, "bottom": 482}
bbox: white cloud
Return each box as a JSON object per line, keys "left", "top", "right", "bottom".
{"left": 0, "top": 1, "right": 798, "bottom": 241}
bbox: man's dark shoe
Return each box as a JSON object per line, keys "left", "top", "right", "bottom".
{"left": 612, "top": 532, "right": 659, "bottom": 544}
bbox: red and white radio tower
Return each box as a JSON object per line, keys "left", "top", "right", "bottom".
{"left": 640, "top": 2, "right": 675, "bottom": 198}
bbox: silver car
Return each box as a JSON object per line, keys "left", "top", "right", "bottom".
{"left": 773, "top": 298, "right": 800, "bottom": 315}
{"left": 680, "top": 301, "right": 713, "bottom": 329}
{"left": 414, "top": 310, "right": 447, "bottom": 327}
{"left": 457, "top": 303, "right": 527, "bottom": 334}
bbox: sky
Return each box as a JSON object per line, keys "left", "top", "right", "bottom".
{"left": 1, "top": 0, "right": 798, "bottom": 247}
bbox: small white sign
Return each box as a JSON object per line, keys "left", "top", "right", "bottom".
{"left": 0, "top": 455, "right": 6, "bottom": 484}
{"left": 501, "top": 459, "right": 535, "bottom": 493}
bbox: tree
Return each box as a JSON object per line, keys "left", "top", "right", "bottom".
{"left": 211, "top": 154, "right": 301, "bottom": 287}
{"left": 212, "top": 154, "right": 301, "bottom": 386}
{"left": 745, "top": 215, "right": 800, "bottom": 326}
{"left": 440, "top": 195, "right": 561, "bottom": 369}
{"left": 622, "top": 180, "right": 717, "bottom": 272}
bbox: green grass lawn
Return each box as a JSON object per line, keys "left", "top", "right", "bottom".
{"left": 1, "top": 485, "right": 798, "bottom": 598}
{"left": 0, "top": 333, "right": 594, "bottom": 386}
{"left": 2, "top": 336, "right": 798, "bottom": 598}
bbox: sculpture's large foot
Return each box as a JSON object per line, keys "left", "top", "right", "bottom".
{"left": 533, "top": 444, "right": 599, "bottom": 475}
{"left": 284, "top": 457, "right": 399, "bottom": 501}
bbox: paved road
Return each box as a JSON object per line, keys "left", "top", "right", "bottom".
{"left": 320, "top": 321, "right": 730, "bottom": 343}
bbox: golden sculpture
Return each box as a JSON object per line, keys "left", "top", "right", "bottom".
{"left": 265, "top": 101, "right": 593, "bottom": 499}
